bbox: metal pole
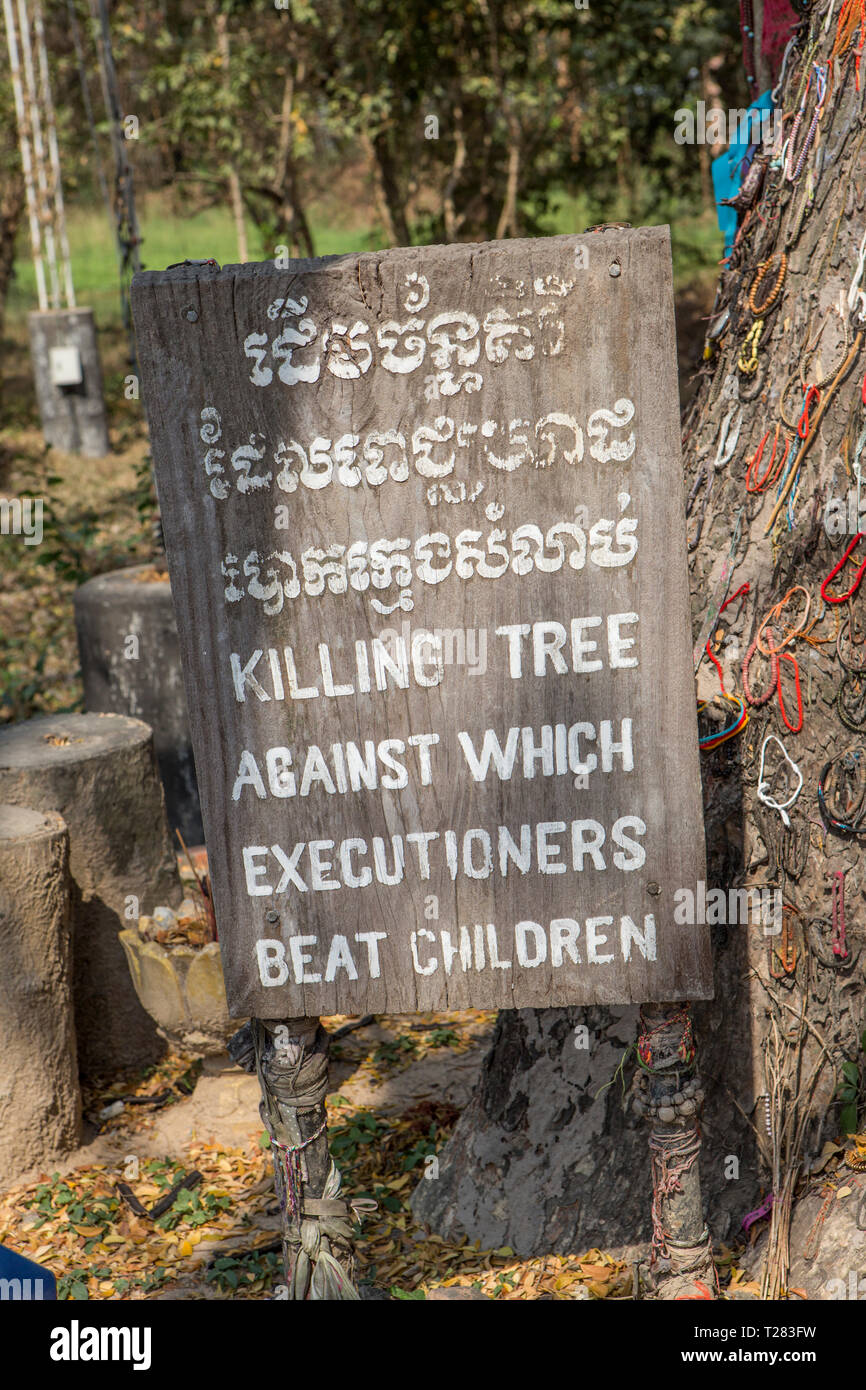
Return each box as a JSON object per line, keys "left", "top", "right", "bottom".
{"left": 228, "top": 1016, "right": 367, "bottom": 1300}
{"left": 2, "top": 0, "right": 48, "bottom": 309}
{"left": 32, "top": 0, "right": 75, "bottom": 308}
{"left": 632, "top": 1001, "right": 716, "bottom": 1299}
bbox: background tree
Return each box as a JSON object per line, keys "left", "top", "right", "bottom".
{"left": 413, "top": 0, "right": 866, "bottom": 1295}
{"left": 0, "top": 77, "right": 24, "bottom": 409}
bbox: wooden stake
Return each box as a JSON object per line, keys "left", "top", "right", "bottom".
{"left": 229, "top": 1016, "right": 366, "bottom": 1300}
{"left": 635, "top": 1001, "right": 716, "bottom": 1299}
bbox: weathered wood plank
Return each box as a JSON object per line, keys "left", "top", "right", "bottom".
{"left": 132, "top": 228, "right": 709, "bottom": 1017}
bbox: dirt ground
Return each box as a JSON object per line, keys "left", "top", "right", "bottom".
{"left": 0, "top": 1009, "right": 651, "bottom": 1301}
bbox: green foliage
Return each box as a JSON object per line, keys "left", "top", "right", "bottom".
{"left": 329, "top": 1110, "right": 385, "bottom": 1165}
{"left": 205, "top": 1249, "right": 282, "bottom": 1292}
{"left": 400, "top": 1123, "right": 442, "bottom": 1173}
{"left": 372, "top": 1034, "right": 420, "bottom": 1066}
{"left": 32, "top": 0, "right": 743, "bottom": 260}
{"left": 152, "top": 1186, "right": 231, "bottom": 1230}
{"left": 3, "top": 0, "right": 738, "bottom": 330}
{"left": 424, "top": 1027, "right": 461, "bottom": 1049}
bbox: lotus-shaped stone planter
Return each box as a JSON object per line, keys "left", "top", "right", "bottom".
{"left": 120, "top": 904, "right": 245, "bottom": 1056}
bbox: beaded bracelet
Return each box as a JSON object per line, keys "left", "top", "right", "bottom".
{"left": 817, "top": 749, "right": 866, "bottom": 833}
{"left": 748, "top": 252, "right": 788, "bottom": 315}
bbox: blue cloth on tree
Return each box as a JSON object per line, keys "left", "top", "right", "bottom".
{"left": 713, "top": 90, "right": 775, "bottom": 255}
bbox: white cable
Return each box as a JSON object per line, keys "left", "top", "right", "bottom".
{"left": 757, "top": 734, "right": 802, "bottom": 829}
{"left": 847, "top": 228, "right": 866, "bottom": 323}
{"left": 714, "top": 405, "right": 742, "bottom": 470}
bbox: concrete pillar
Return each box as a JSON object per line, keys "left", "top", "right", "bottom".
{"left": 27, "top": 307, "right": 110, "bottom": 457}
{"left": 74, "top": 565, "right": 204, "bottom": 845}
{"left": 0, "top": 712, "right": 182, "bottom": 1077}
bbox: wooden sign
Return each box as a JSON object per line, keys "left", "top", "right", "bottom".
{"left": 132, "top": 227, "right": 709, "bottom": 1019}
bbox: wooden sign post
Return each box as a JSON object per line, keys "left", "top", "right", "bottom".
{"left": 133, "top": 227, "right": 713, "bottom": 1298}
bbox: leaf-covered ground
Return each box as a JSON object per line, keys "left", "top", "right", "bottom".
{"left": 2, "top": 1008, "right": 800, "bottom": 1301}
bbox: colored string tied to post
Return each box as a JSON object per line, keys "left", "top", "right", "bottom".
{"left": 757, "top": 733, "right": 803, "bottom": 828}
{"left": 637, "top": 1005, "right": 696, "bottom": 1074}
{"left": 649, "top": 1128, "right": 704, "bottom": 1267}
{"left": 251, "top": 1020, "right": 368, "bottom": 1299}
{"left": 828, "top": 869, "right": 850, "bottom": 958}
{"left": 699, "top": 696, "right": 749, "bottom": 751}
{"left": 271, "top": 1120, "right": 328, "bottom": 1226}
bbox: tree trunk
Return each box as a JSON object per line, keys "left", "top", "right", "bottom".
{"left": 259, "top": 67, "right": 315, "bottom": 259}
{"left": 0, "top": 166, "right": 24, "bottom": 341}
{"left": 413, "top": 14, "right": 866, "bottom": 1288}
{"left": 213, "top": 11, "right": 248, "bottom": 263}
{"left": 0, "top": 166, "right": 24, "bottom": 414}
{"left": 442, "top": 107, "right": 467, "bottom": 243}
{"left": 370, "top": 131, "right": 411, "bottom": 248}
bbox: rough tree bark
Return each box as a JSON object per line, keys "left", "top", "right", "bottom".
{"left": 414, "top": 6, "right": 866, "bottom": 1289}
{"left": 213, "top": 8, "right": 248, "bottom": 264}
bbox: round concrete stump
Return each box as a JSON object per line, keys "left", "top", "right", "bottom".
{"left": 0, "top": 713, "right": 182, "bottom": 1077}
{"left": 74, "top": 565, "right": 203, "bottom": 844}
{"left": 0, "top": 804, "right": 82, "bottom": 1185}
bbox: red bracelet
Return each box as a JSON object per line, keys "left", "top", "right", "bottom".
{"left": 798, "top": 385, "right": 821, "bottom": 440}
{"left": 821, "top": 533, "right": 866, "bottom": 603}
{"left": 777, "top": 652, "right": 803, "bottom": 733}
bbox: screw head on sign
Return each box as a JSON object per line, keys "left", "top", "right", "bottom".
{"left": 265, "top": 909, "right": 280, "bottom": 923}
{"left": 181, "top": 305, "right": 199, "bottom": 322}
{"left": 647, "top": 882, "right": 661, "bottom": 896}
{"left": 609, "top": 262, "right": 622, "bottom": 278}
